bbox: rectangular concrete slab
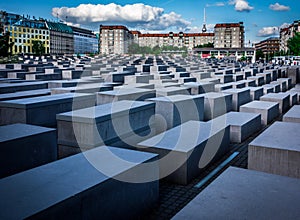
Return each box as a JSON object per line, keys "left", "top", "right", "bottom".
{"left": 0, "top": 93, "right": 95, "bottom": 127}
{"left": 196, "top": 92, "right": 232, "bottom": 121}
{"left": 0, "top": 146, "right": 159, "bottom": 220}
{"left": 97, "top": 88, "right": 156, "bottom": 105}
{"left": 173, "top": 167, "right": 300, "bottom": 220}
{"left": 223, "top": 88, "right": 251, "bottom": 111}
{"left": 57, "top": 100, "right": 155, "bottom": 157}
{"left": 147, "top": 95, "right": 204, "bottom": 133}
{"left": 260, "top": 92, "right": 290, "bottom": 114}
{"left": 248, "top": 121, "right": 300, "bottom": 178}
{"left": 0, "top": 123, "right": 57, "bottom": 178}
{"left": 211, "top": 111, "right": 261, "bottom": 143}
{"left": 240, "top": 101, "right": 279, "bottom": 126}
{"left": 138, "top": 120, "right": 230, "bottom": 184}
{"left": 283, "top": 105, "right": 300, "bottom": 123}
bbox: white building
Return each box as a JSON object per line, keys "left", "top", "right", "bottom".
{"left": 99, "top": 25, "right": 133, "bottom": 54}
{"left": 214, "top": 22, "right": 245, "bottom": 48}
{"left": 280, "top": 20, "right": 300, "bottom": 53}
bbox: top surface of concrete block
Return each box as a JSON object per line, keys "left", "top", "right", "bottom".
{"left": 241, "top": 100, "right": 278, "bottom": 110}
{"left": 283, "top": 105, "right": 300, "bottom": 119}
{"left": 173, "top": 167, "right": 300, "bottom": 220}
{"left": 260, "top": 93, "right": 290, "bottom": 99}
{"left": 221, "top": 111, "right": 261, "bottom": 126}
{"left": 0, "top": 93, "right": 93, "bottom": 109}
{"left": 0, "top": 123, "right": 55, "bottom": 143}
{"left": 0, "top": 146, "right": 158, "bottom": 220}
{"left": 250, "top": 121, "right": 300, "bottom": 152}
{"left": 138, "top": 120, "right": 227, "bottom": 153}
{"left": 147, "top": 94, "right": 200, "bottom": 103}
{"left": 199, "top": 92, "right": 232, "bottom": 99}
{"left": 57, "top": 100, "right": 155, "bottom": 123}
{"left": 222, "top": 88, "right": 250, "bottom": 94}
{"left": 98, "top": 88, "right": 154, "bottom": 96}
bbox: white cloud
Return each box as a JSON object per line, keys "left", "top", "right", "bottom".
{"left": 229, "top": 0, "right": 254, "bottom": 12}
{"left": 257, "top": 26, "right": 279, "bottom": 37}
{"left": 280, "top": 23, "right": 290, "bottom": 29}
{"left": 206, "top": 2, "right": 226, "bottom": 7}
{"left": 52, "top": 3, "right": 190, "bottom": 31}
{"left": 269, "top": 3, "right": 290, "bottom": 11}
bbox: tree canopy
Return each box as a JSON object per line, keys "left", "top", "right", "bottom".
{"left": 0, "top": 25, "right": 14, "bottom": 57}
{"left": 288, "top": 32, "right": 300, "bottom": 56}
{"left": 32, "top": 40, "right": 45, "bottom": 55}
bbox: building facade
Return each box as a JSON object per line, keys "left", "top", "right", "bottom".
{"left": 255, "top": 37, "right": 279, "bottom": 55}
{"left": 137, "top": 32, "right": 214, "bottom": 50}
{"left": 280, "top": 20, "right": 300, "bottom": 52}
{"left": 7, "top": 18, "right": 50, "bottom": 54}
{"left": 71, "top": 26, "right": 98, "bottom": 54}
{"left": 99, "top": 25, "right": 133, "bottom": 54}
{"left": 46, "top": 21, "right": 74, "bottom": 54}
{"left": 214, "top": 22, "right": 245, "bottom": 48}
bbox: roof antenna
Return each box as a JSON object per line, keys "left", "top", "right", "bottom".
{"left": 202, "top": 7, "right": 207, "bottom": 33}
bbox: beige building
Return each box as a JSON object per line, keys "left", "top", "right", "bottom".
{"left": 99, "top": 25, "right": 133, "bottom": 54}
{"left": 214, "top": 22, "right": 245, "bottom": 48}
{"left": 6, "top": 18, "right": 50, "bottom": 55}
{"left": 255, "top": 37, "right": 279, "bottom": 55}
{"left": 137, "top": 32, "right": 214, "bottom": 50}
{"left": 280, "top": 20, "right": 300, "bottom": 52}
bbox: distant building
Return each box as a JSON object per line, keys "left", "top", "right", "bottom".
{"left": 255, "top": 37, "right": 279, "bottom": 55}
{"left": 46, "top": 21, "right": 74, "bottom": 54}
{"left": 137, "top": 32, "right": 214, "bottom": 50}
{"left": 99, "top": 25, "right": 133, "bottom": 54}
{"left": 71, "top": 26, "right": 98, "bottom": 54}
{"left": 193, "top": 47, "right": 256, "bottom": 63}
{"left": 214, "top": 22, "right": 245, "bottom": 48}
{"left": 0, "top": 11, "right": 22, "bottom": 28}
{"left": 7, "top": 18, "right": 50, "bottom": 54}
{"left": 280, "top": 20, "right": 300, "bottom": 52}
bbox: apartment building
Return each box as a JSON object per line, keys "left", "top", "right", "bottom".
{"left": 214, "top": 22, "right": 245, "bottom": 48}
{"left": 71, "top": 26, "right": 98, "bottom": 54}
{"left": 46, "top": 21, "right": 74, "bottom": 54}
{"left": 137, "top": 32, "right": 214, "bottom": 50}
{"left": 255, "top": 37, "right": 279, "bottom": 55}
{"left": 280, "top": 20, "right": 300, "bottom": 52}
{"left": 99, "top": 25, "right": 133, "bottom": 54}
{"left": 7, "top": 18, "right": 50, "bottom": 54}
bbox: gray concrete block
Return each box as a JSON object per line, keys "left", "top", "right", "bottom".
{"left": 56, "top": 101, "right": 155, "bottom": 157}
{"left": 97, "top": 88, "right": 156, "bottom": 105}
{"left": 223, "top": 88, "right": 251, "bottom": 111}
{"left": 138, "top": 121, "right": 230, "bottom": 184}
{"left": 248, "top": 121, "right": 300, "bottom": 178}
{"left": 211, "top": 112, "right": 261, "bottom": 143}
{"left": 0, "top": 123, "right": 57, "bottom": 178}
{"left": 147, "top": 95, "right": 204, "bottom": 133}
{"left": 0, "top": 93, "right": 95, "bottom": 127}
{"left": 240, "top": 101, "right": 279, "bottom": 126}
{"left": 260, "top": 93, "right": 290, "bottom": 114}
{"left": 283, "top": 105, "right": 300, "bottom": 123}
{"left": 0, "top": 146, "right": 159, "bottom": 220}
{"left": 197, "top": 92, "right": 232, "bottom": 121}
{"left": 248, "top": 86, "right": 264, "bottom": 100}
{"left": 172, "top": 167, "right": 300, "bottom": 220}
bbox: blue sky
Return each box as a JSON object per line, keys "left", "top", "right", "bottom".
{"left": 1, "top": 1, "right": 299, "bottom": 44}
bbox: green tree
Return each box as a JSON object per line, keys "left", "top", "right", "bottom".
{"left": 32, "top": 40, "right": 45, "bottom": 55}
{"left": 256, "top": 49, "right": 264, "bottom": 60}
{"left": 0, "top": 25, "right": 14, "bottom": 57}
{"left": 288, "top": 32, "right": 300, "bottom": 56}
